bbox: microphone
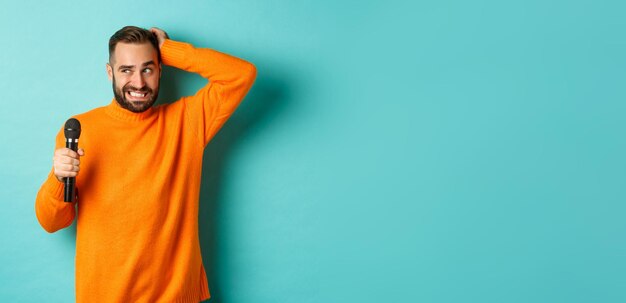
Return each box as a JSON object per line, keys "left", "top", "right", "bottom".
{"left": 64, "top": 118, "right": 81, "bottom": 203}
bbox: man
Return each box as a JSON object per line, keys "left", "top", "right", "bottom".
{"left": 35, "top": 26, "right": 256, "bottom": 303}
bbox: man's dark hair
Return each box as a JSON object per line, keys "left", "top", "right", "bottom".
{"left": 108, "top": 26, "right": 160, "bottom": 64}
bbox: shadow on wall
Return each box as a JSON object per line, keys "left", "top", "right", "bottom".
{"left": 198, "top": 67, "right": 289, "bottom": 302}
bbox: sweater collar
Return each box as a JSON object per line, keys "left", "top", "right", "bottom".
{"left": 104, "top": 98, "right": 156, "bottom": 122}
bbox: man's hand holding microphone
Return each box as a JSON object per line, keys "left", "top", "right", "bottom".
{"left": 53, "top": 118, "right": 82, "bottom": 202}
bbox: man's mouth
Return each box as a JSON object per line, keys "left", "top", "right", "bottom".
{"left": 125, "top": 90, "right": 149, "bottom": 101}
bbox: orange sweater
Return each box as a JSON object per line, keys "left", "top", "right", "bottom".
{"left": 35, "top": 39, "right": 256, "bottom": 303}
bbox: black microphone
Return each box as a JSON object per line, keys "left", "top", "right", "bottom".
{"left": 64, "top": 118, "right": 81, "bottom": 203}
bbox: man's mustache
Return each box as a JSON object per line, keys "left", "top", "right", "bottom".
{"left": 123, "top": 85, "right": 152, "bottom": 93}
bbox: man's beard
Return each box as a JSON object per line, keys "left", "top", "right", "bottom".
{"left": 112, "top": 75, "right": 159, "bottom": 113}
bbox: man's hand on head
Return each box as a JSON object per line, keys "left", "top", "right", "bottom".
{"left": 150, "top": 27, "right": 169, "bottom": 49}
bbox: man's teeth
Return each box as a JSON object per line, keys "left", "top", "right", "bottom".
{"left": 129, "top": 91, "right": 146, "bottom": 97}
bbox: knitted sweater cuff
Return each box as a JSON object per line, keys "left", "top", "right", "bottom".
{"left": 44, "top": 171, "right": 64, "bottom": 199}
{"left": 161, "top": 39, "right": 192, "bottom": 69}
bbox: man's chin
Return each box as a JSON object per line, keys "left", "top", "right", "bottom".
{"left": 130, "top": 101, "right": 148, "bottom": 108}
{"left": 115, "top": 97, "right": 155, "bottom": 113}
{"left": 128, "top": 102, "right": 153, "bottom": 113}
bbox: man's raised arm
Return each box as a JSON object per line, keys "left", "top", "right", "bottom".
{"left": 153, "top": 28, "right": 257, "bottom": 146}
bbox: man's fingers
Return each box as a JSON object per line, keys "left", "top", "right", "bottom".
{"left": 63, "top": 164, "right": 76, "bottom": 172}
{"left": 150, "top": 27, "right": 164, "bottom": 35}
{"left": 61, "top": 148, "right": 77, "bottom": 157}
{"left": 57, "top": 157, "right": 80, "bottom": 165}
{"left": 55, "top": 170, "right": 78, "bottom": 178}
{"left": 55, "top": 163, "right": 79, "bottom": 172}
{"left": 59, "top": 158, "right": 78, "bottom": 165}
{"left": 149, "top": 27, "right": 169, "bottom": 47}
{"left": 56, "top": 148, "right": 78, "bottom": 158}
{"left": 52, "top": 148, "right": 82, "bottom": 182}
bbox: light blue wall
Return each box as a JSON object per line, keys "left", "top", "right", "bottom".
{"left": 1, "top": 0, "right": 625, "bottom": 302}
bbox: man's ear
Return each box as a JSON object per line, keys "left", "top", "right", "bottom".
{"left": 106, "top": 63, "right": 113, "bottom": 81}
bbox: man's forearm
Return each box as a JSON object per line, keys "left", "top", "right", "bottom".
{"left": 35, "top": 171, "right": 76, "bottom": 233}
{"left": 160, "top": 39, "right": 256, "bottom": 88}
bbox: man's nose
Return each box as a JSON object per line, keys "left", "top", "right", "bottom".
{"left": 131, "top": 72, "right": 146, "bottom": 88}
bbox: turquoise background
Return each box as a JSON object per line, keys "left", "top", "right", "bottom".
{"left": 1, "top": 0, "right": 625, "bottom": 302}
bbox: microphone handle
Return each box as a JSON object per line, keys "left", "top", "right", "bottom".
{"left": 64, "top": 138, "right": 79, "bottom": 202}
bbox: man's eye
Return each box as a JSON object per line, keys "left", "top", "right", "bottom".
{"left": 121, "top": 69, "right": 131, "bottom": 73}
{"left": 143, "top": 68, "right": 153, "bottom": 74}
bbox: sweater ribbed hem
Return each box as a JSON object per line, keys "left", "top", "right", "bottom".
{"left": 173, "top": 286, "right": 210, "bottom": 303}
{"left": 173, "top": 274, "right": 210, "bottom": 303}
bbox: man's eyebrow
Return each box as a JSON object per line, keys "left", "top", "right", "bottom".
{"left": 117, "top": 61, "right": 155, "bottom": 70}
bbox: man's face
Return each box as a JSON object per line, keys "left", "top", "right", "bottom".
{"left": 106, "top": 42, "right": 161, "bottom": 113}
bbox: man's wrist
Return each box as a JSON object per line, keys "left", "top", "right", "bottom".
{"left": 160, "top": 39, "right": 190, "bottom": 68}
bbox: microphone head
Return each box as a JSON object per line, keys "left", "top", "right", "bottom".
{"left": 64, "top": 118, "right": 81, "bottom": 139}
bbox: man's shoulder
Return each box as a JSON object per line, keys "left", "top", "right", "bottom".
{"left": 154, "top": 98, "right": 187, "bottom": 115}
{"left": 71, "top": 103, "right": 109, "bottom": 121}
